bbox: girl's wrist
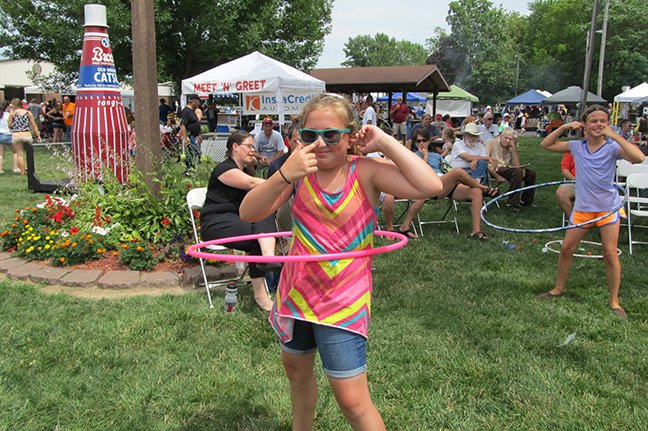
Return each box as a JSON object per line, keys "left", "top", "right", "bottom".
{"left": 374, "top": 134, "right": 393, "bottom": 154}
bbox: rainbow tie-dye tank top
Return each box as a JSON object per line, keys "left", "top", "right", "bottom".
{"left": 271, "top": 156, "right": 377, "bottom": 343}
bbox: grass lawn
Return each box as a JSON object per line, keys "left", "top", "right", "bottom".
{"left": 0, "top": 144, "right": 70, "bottom": 223}
{"left": 1, "top": 137, "right": 648, "bottom": 430}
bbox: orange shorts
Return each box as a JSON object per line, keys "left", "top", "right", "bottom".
{"left": 571, "top": 207, "right": 627, "bottom": 229}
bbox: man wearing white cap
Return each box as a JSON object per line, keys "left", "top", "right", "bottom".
{"left": 449, "top": 122, "right": 497, "bottom": 185}
{"left": 500, "top": 113, "right": 512, "bottom": 131}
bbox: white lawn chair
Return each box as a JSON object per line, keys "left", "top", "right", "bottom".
{"left": 187, "top": 187, "right": 247, "bottom": 309}
{"left": 626, "top": 173, "right": 648, "bottom": 254}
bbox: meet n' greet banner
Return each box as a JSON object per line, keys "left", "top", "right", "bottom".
{"left": 242, "top": 91, "right": 320, "bottom": 115}
{"left": 188, "top": 79, "right": 275, "bottom": 94}
{"left": 72, "top": 4, "right": 129, "bottom": 183}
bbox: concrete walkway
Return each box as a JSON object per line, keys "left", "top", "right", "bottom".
{"left": 0, "top": 251, "right": 238, "bottom": 292}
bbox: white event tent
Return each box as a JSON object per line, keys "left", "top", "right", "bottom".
{"left": 614, "top": 82, "right": 648, "bottom": 103}
{"left": 425, "top": 85, "right": 478, "bottom": 118}
{"left": 181, "top": 51, "right": 326, "bottom": 126}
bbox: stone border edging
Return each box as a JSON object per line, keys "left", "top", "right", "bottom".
{"left": 0, "top": 251, "right": 238, "bottom": 290}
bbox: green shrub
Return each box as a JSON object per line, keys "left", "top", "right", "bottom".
{"left": 72, "top": 158, "right": 211, "bottom": 245}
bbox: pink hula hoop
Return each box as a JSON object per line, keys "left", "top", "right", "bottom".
{"left": 186, "top": 231, "right": 408, "bottom": 263}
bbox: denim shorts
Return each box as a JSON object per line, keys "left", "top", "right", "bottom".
{"left": 280, "top": 319, "right": 367, "bottom": 379}
{"left": 0, "top": 133, "right": 12, "bottom": 146}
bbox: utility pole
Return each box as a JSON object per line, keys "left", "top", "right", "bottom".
{"left": 597, "top": 0, "right": 610, "bottom": 97}
{"left": 515, "top": 55, "right": 520, "bottom": 97}
{"left": 579, "top": 0, "right": 600, "bottom": 121}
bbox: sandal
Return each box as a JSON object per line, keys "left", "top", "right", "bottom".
{"left": 396, "top": 228, "right": 418, "bottom": 239}
{"left": 484, "top": 186, "right": 500, "bottom": 198}
{"left": 610, "top": 306, "right": 628, "bottom": 318}
{"left": 537, "top": 291, "right": 564, "bottom": 299}
{"left": 467, "top": 231, "right": 488, "bottom": 240}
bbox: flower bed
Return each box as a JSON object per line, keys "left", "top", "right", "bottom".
{"left": 0, "top": 150, "right": 223, "bottom": 272}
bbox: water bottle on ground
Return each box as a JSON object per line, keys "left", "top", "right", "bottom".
{"left": 224, "top": 282, "right": 237, "bottom": 315}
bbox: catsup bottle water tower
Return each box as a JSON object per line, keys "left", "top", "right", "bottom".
{"left": 72, "top": 3, "right": 129, "bottom": 183}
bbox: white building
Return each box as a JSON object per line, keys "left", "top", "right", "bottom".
{"left": 0, "top": 58, "right": 57, "bottom": 101}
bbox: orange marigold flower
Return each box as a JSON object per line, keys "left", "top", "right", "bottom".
{"left": 113, "top": 252, "right": 118, "bottom": 256}
{"left": 80, "top": 235, "right": 85, "bottom": 239}
{"left": 60, "top": 257, "right": 65, "bottom": 263}
{"left": 12, "top": 224, "right": 17, "bottom": 227}
{"left": 136, "top": 246, "right": 143, "bottom": 251}
{"left": 89, "top": 239, "right": 93, "bottom": 244}
{"left": 32, "top": 208, "right": 37, "bottom": 212}
{"left": 150, "top": 247, "right": 155, "bottom": 251}
{"left": 71, "top": 243, "right": 77, "bottom": 247}
{"left": 122, "top": 244, "right": 128, "bottom": 249}
{"left": 97, "top": 249, "right": 102, "bottom": 253}
{"left": 130, "top": 238, "right": 137, "bottom": 242}
{"left": 15, "top": 209, "right": 20, "bottom": 213}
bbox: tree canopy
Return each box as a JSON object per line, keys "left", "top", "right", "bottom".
{"left": 521, "top": 0, "right": 648, "bottom": 103}
{"left": 427, "top": 0, "right": 521, "bottom": 105}
{"left": 342, "top": 33, "right": 429, "bottom": 67}
{"left": 426, "top": 0, "right": 648, "bottom": 105}
{"left": 0, "top": 0, "right": 333, "bottom": 88}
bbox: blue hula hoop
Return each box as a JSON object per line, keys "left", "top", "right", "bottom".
{"left": 480, "top": 180, "right": 627, "bottom": 233}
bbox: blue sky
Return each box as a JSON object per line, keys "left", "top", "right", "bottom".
{"left": 315, "top": 0, "right": 532, "bottom": 68}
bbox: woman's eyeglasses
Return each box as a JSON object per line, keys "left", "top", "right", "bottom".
{"left": 416, "top": 139, "right": 430, "bottom": 143}
{"left": 239, "top": 143, "right": 255, "bottom": 149}
{"left": 299, "top": 128, "right": 350, "bottom": 145}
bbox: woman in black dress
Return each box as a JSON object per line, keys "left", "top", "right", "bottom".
{"left": 200, "top": 131, "right": 280, "bottom": 311}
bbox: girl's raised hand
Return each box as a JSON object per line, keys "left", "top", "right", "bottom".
{"left": 601, "top": 124, "right": 620, "bottom": 140}
{"left": 355, "top": 125, "right": 390, "bottom": 154}
{"left": 279, "top": 139, "right": 319, "bottom": 182}
{"left": 563, "top": 121, "right": 584, "bottom": 131}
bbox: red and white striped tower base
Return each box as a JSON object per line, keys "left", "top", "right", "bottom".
{"left": 72, "top": 4, "right": 129, "bottom": 183}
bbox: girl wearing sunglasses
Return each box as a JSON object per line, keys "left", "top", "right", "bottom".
{"left": 240, "top": 93, "right": 442, "bottom": 430}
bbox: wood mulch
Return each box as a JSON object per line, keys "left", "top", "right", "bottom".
{"left": 28, "top": 254, "right": 197, "bottom": 276}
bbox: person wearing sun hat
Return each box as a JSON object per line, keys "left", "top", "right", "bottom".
{"left": 448, "top": 122, "right": 497, "bottom": 185}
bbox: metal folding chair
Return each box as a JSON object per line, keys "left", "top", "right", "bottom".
{"left": 417, "top": 198, "right": 460, "bottom": 235}
{"left": 187, "top": 187, "right": 247, "bottom": 309}
{"left": 379, "top": 198, "right": 420, "bottom": 236}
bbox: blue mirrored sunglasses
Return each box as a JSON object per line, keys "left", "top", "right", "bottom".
{"left": 299, "top": 128, "right": 351, "bottom": 145}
